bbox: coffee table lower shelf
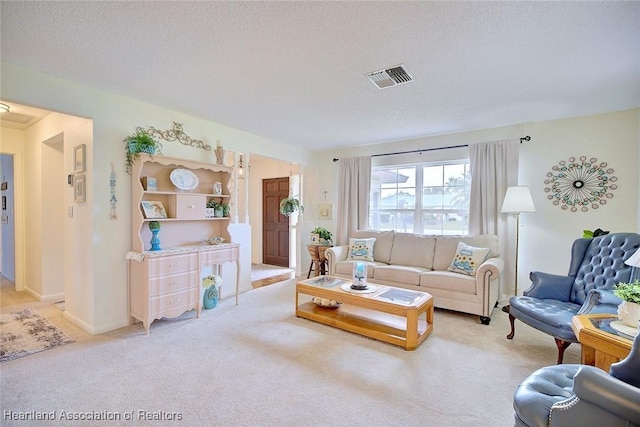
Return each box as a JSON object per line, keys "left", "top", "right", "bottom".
{"left": 296, "top": 301, "right": 432, "bottom": 350}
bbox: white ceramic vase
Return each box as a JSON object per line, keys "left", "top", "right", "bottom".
{"left": 617, "top": 300, "right": 640, "bottom": 328}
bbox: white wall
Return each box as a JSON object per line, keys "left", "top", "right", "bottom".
{"left": 2, "top": 61, "right": 313, "bottom": 334}
{"left": 310, "top": 109, "right": 639, "bottom": 301}
{"left": 518, "top": 109, "right": 639, "bottom": 284}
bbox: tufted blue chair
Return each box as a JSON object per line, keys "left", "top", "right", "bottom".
{"left": 512, "top": 332, "right": 640, "bottom": 427}
{"left": 507, "top": 232, "right": 640, "bottom": 364}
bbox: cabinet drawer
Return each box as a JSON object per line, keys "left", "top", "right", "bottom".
{"left": 148, "top": 254, "right": 198, "bottom": 277}
{"left": 149, "top": 271, "right": 198, "bottom": 296}
{"left": 199, "top": 247, "right": 238, "bottom": 266}
{"left": 174, "top": 194, "right": 206, "bottom": 220}
{"left": 150, "top": 288, "right": 199, "bottom": 315}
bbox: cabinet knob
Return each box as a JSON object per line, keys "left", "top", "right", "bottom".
{"left": 188, "top": 205, "right": 195, "bottom": 209}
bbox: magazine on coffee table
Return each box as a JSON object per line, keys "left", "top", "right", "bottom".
{"left": 376, "top": 289, "right": 423, "bottom": 305}
{"left": 303, "top": 276, "right": 349, "bottom": 289}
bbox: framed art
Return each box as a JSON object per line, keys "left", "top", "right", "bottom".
{"left": 141, "top": 201, "right": 168, "bottom": 219}
{"left": 317, "top": 203, "right": 334, "bottom": 220}
{"left": 74, "top": 144, "right": 86, "bottom": 173}
{"left": 74, "top": 174, "right": 86, "bottom": 203}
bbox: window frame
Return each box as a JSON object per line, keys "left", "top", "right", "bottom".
{"left": 369, "top": 159, "right": 470, "bottom": 235}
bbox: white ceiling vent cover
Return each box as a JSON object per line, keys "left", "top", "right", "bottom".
{"left": 366, "top": 65, "right": 414, "bottom": 89}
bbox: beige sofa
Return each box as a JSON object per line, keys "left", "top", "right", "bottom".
{"left": 325, "top": 230, "right": 503, "bottom": 324}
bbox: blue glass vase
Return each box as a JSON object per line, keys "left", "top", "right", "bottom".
{"left": 150, "top": 229, "right": 161, "bottom": 251}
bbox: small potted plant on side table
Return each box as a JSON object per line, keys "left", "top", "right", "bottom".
{"left": 613, "top": 279, "right": 640, "bottom": 328}
{"left": 311, "top": 227, "right": 333, "bottom": 246}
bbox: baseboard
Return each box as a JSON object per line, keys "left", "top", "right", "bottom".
{"left": 62, "top": 310, "right": 130, "bottom": 335}
{"left": 24, "top": 287, "right": 64, "bottom": 303}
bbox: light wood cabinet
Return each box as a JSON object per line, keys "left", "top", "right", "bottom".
{"left": 128, "top": 154, "right": 240, "bottom": 334}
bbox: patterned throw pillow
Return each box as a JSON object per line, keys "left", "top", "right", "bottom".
{"left": 447, "top": 242, "right": 491, "bottom": 276}
{"left": 347, "top": 238, "right": 376, "bottom": 262}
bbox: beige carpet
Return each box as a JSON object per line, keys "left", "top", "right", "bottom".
{"left": 0, "top": 278, "right": 579, "bottom": 426}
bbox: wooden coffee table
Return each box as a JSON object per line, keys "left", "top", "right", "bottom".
{"left": 295, "top": 276, "right": 434, "bottom": 350}
{"left": 571, "top": 313, "right": 633, "bottom": 371}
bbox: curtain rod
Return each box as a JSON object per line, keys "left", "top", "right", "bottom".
{"left": 332, "top": 135, "right": 531, "bottom": 162}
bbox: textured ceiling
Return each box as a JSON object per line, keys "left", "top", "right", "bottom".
{"left": 1, "top": 1, "right": 639, "bottom": 150}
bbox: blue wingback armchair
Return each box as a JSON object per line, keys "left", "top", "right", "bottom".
{"left": 507, "top": 233, "right": 640, "bottom": 364}
{"left": 513, "top": 331, "right": 640, "bottom": 427}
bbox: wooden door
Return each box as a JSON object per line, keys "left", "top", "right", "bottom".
{"left": 263, "top": 177, "right": 289, "bottom": 267}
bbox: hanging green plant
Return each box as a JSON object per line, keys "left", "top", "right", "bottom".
{"left": 124, "top": 130, "right": 163, "bottom": 175}
{"left": 279, "top": 196, "right": 304, "bottom": 217}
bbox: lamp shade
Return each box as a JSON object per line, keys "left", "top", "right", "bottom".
{"left": 625, "top": 247, "right": 640, "bottom": 268}
{"left": 501, "top": 186, "right": 536, "bottom": 213}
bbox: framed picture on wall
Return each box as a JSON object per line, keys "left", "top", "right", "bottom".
{"left": 74, "top": 174, "right": 86, "bottom": 203}
{"left": 74, "top": 144, "right": 86, "bottom": 173}
{"left": 318, "top": 203, "right": 334, "bottom": 220}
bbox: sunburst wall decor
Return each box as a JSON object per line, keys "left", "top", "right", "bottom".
{"left": 543, "top": 156, "right": 617, "bottom": 212}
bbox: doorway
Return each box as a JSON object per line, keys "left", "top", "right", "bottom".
{"left": 0, "top": 154, "right": 15, "bottom": 283}
{"left": 262, "top": 177, "right": 289, "bottom": 267}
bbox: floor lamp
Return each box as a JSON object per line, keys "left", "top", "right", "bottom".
{"left": 500, "top": 186, "right": 536, "bottom": 313}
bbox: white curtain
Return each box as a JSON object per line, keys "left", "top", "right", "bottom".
{"left": 336, "top": 156, "right": 371, "bottom": 246}
{"left": 468, "top": 140, "right": 520, "bottom": 300}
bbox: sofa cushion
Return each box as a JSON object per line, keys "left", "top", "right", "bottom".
{"left": 346, "top": 237, "right": 376, "bottom": 261}
{"left": 447, "top": 242, "right": 491, "bottom": 276}
{"left": 352, "top": 230, "right": 395, "bottom": 263}
{"left": 420, "top": 271, "right": 477, "bottom": 294}
{"left": 389, "top": 233, "right": 436, "bottom": 269}
{"left": 433, "top": 235, "right": 499, "bottom": 270}
{"left": 373, "top": 265, "right": 427, "bottom": 286}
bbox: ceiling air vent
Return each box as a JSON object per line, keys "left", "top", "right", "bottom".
{"left": 366, "top": 65, "right": 414, "bottom": 89}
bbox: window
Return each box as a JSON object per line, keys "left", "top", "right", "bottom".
{"left": 369, "top": 161, "right": 470, "bottom": 235}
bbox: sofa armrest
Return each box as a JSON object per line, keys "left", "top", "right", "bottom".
{"left": 476, "top": 257, "right": 503, "bottom": 283}
{"left": 326, "top": 245, "right": 348, "bottom": 275}
{"left": 524, "top": 271, "right": 574, "bottom": 301}
{"left": 550, "top": 366, "right": 640, "bottom": 425}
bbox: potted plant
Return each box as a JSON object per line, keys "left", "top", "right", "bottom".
{"left": 124, "top": 130, "right": 163, "bottom": 175}
{"left": 221, "top": 203, "right": 230, "bottom": 217}
{"left": 206, "top": 200, "right": 224, "bottom": 217}
{"left": 279, "top": 196, "right": 304, "bottom": 217}
{"left": 613, "top": 279, "right": 640, "bottom": 327}
{"left": 311, "top": 227, "right": 332, "bottom": 245}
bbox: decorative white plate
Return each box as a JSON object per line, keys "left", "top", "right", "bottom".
{"left": 610, "top": 320, "right": 639, "bottom": 338}
{"left": 170, "top": 168, "right": 199, "bottom": 191}
{"left": 340, "top": 283, "right": 377, "bottom": 294}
